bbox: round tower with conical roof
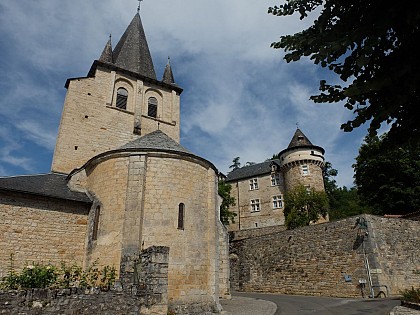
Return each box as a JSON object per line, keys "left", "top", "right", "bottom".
{"left": 279, "top": 129, "right": 325, "bottom": 192}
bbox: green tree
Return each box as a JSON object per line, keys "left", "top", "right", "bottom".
{"left": 284, "top": 185, "right": 329, "bottom": 229}
{"left": 269, "top": 0, "right": 420, "bottom": 145}
{"left": 322, "top": 161, "right": 372, "bottom": 220}
{"left": 353, "top": 133, "right": 420, "bottom": 215}
{"left": 323, "top": 161, "right": 338, "bottom": 196}
{"left": 229, "top": 157, "right": 241, "bottom": 171}
{"left": 218, "top": 180, "right": 237, "bottom": 225}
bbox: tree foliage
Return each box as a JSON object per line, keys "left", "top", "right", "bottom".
{"left": 269, "top": 0, "right": 420, "bottom": 145}
{"left": 229, "top": 157, "right": 241, "bottom": 171}
{"left": 218, "top": 180, "right": 237, "bottom": 225}
{"left": 283, "top": 185, "right": 329, "bottom": 229}
{"left": 353, "top": 134, "right": 420, "bottom": 215}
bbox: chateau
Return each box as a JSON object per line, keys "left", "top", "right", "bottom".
{"left": 0, "top": 11, "right": 229, "bottom": 314}
{"left": 225, "top": 128, "right": 326, "bottom": 231}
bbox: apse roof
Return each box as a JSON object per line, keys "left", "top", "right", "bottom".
{"left": 120, "top": 130, "right": 192, "bottom": 154}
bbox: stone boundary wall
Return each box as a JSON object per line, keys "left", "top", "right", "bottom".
{"left": 229, "top": 224, "right": 286, "bottom": 242}
{"left": 230, "top": 216, "right": 367, "bottom": 297}
{"left": 230, "top": 215, "right": 420, "bottom": 298}
{"left": 0, "top": 246, "right": 169, "bottom": 315}
{"left": 366, "top": 216, "right": 420, "bottom": 295}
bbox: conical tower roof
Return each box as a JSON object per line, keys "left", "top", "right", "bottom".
{"left": 112, "top": 13, "right": 156, "bottom": 80}
{"left": 287, "top": 128, "right": 313, "bottom": 148}
{"left": 99, "top": 35, "right": 113, "bottom": 63}
{"left": 162, "top": 58, "right": 175, "bottom": 84}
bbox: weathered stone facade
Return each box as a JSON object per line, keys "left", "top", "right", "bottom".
{"left": 0, "top": 191, "right": 89, "bottom": 278}
{"left": 230, "top": 214, "right": 420, "bottom": 298}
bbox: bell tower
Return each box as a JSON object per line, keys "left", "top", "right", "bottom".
{"left": 51, "top": 12, "right": 183, "bottom": 174}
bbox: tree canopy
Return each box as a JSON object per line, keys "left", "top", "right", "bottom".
{"left": 283, "top": 185, "right": 329, "bottom": 229}
{"left": 229, "top": 157, "right": 241, "bottom": 171}
{"left": 218, "top": 180, "right": 237, "bottom": 225}
{"left": 322, "top": 161, "right": 372, "bottom": 220}
{"left": 353, "top": 134, "right": 420, "bottom": 215}
{"left": 269, "top": 0, "right": 420, "bottom": 145}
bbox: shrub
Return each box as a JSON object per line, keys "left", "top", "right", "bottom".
{"left": 0, "top": 257, "right": 116, "bottom": 290}
{"left": 401, "top": 287, "right": 420, "bottom": 303}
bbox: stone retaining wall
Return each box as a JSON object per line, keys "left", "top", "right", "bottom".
{"left": 230, "top": 215, "right": 420, "bottom": 298}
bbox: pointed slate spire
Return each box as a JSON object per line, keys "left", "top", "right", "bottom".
{"left": 287, "top": 128, "right": 313, "bottom": 148}
{"left": 112, "top": 13, "right": 156, "bottom": 80}
{"left": 99, "top": 34, "right": 113, "bottom": 63}
{"left": 162, "top": 57, "right": 175, "bottom": 84}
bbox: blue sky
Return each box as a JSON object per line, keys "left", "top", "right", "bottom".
{"left": 0, "top": 0, "right": 370, "bottom": 187}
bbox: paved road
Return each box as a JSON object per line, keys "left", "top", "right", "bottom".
{"left": 234, "top": 292, "right": 401, "bottom": 315}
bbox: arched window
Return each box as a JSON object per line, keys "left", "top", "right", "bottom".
{"left": 116, "top": 88, "right": 128, "bottom": 110}
{"left": 178, "top": 203, "right": 185, "bottom": 230}
{"left": 148, "top": 97, "right": 158, "bottom": 118}
{"left": 92, "top": 206, "right": 100, "bottom": 240}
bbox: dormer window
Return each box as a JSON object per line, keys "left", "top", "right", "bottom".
{"left": 298, "top": 135, "right": 304, "bottom": 142}
{"left": 116, "top": 88, "right": 128, "bottom": 110}
{"left": 148, "top": 97, "right": 158, "bottom": 118}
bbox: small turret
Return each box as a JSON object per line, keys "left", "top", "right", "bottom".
{"left": 162, "top": 57, "right": 175, "bottom": 84}
{"left": 98, "top": 35, "right": 113, "bottom": 63}
{"left": 279, "top": 129, "right": 325, "bottom": 192}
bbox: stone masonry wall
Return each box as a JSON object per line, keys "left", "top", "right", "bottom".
{"left": 0, "top": 246, "right": 170, "bottom": 315}
{"left": 0, "top": 191, "right": 89, "bottom": 278}
{"left": 283, "top": 162, "right": 324, "bottom": 192}
{"left": 366, "top": 216, "right": 420, "bottom": 295}
{"left": 84, "top": 156, "right": 130, "bottom": 269}
{"left": 230, "top": 216, "right": 368, "bottom": 297}
{"left": 218, "top": 222, "right": 231, "bottom": 299}
{"left": 230, "top": 214, "right": 420, "bottom": 298}
{"left": 141, "top": 156, "right": 221, "bottom": 313}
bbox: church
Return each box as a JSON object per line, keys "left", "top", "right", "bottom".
{"left": 0, "top": 10, "right": 229, "bottom": 313}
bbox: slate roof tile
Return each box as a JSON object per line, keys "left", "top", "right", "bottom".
{"left": 0, "top": 173, "right": 91, "bottom": 203}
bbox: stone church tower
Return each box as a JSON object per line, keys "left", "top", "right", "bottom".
{"left": 0, "top": 11, "right": 229, "bottom": 314}
{"left": 52, "top": 13, "right": 182, "bottom": 174}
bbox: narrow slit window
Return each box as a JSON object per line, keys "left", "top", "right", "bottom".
{"left": 92, "top": 206, "right": 100, "bottom": 240}
{"left": 178, "top": 203, "right": 185, "bottom": 230}
{"left": 116, "top": 88, "right": 128, "bottom": 110}
{"left": 148, "top": 97, "right": 158, "bottom": 118}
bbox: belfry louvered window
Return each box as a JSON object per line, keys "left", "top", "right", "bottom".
{"left": 148, "top": 97, "right": 158, "bottom": 118}
{"left": 116, "top": 88, "right": 128, "bottom": 110}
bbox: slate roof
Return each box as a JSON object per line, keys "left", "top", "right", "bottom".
{"left": 120, "top": 130, "right": 192, "bottom": 155}
{"left": 112, "top": 13, "right": 156, "bottom": 80}
{"left": 99, "top": 36, "right": 113, "bottom": 63}
{"left": 288, "top": 128, "right": 313, "bottom": 148}
{"left": 162, "top": 59, "right": 175, "bottom": 84}
{"left": 280, "top": 128, "right": 325, "bottom": 156}
{"left": 226, "top": 160, "right": 280, "bottom": 182}
{"left": 0, "top": 173, "right": 91, "bottom": 203}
